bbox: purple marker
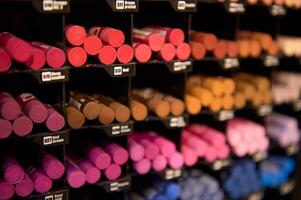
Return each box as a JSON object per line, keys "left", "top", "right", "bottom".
{"left": 12, "top": 114, "right": 33, "bottom": 137}
{"left": 28, "top": 168, "right": 52, "bottom": 193}
{"left": 0, "top": 118, "right": 13, "bottom": 139}
{"left": 0, "top": 179, "right": 14, "bottom": 200}
{"left": 133, "top": 158, "right": 151, "bottom": 175}
{"left": 104, "top": 163, "right": 122, "bottom": 181}
{"left": 66, "top": 158, "right": 86, "bottom": 188}
{"left": 128, "top": 138, "right": 145, "bottom": 161}
{"left": 0, "top": 92, "right": 21, "bottom": 120}
{"left": 40, "top": 153, "right": 65, "bottom": 180}
{"left": 15, "top": 174, "right": 34, "bottom": 197}
{"left": 2, "top": 155, "right": 25, "bottom": 184}
{"left": 78, "top": 160, "right": 101, "bottom": 184}
{"left": 17, "top": 93, "right": 48, "bottom": 123}
{"left": 87, "top": 146, "right": 111, "bottom": 170}
{"left": 152, "top": 155, "right": 167, "bottom": 172}
{"left": 104, "top": 143, "right": 129, "bottom": 165}
{"left": 45, "top": 105, "right": 65, "bottom": 132}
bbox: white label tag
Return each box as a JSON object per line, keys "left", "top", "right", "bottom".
{"left": 228, "top": 2, "right": 245, "bottom": 13}
{"left": 109, "top": 180, "right": 130, "bottom": 191}
{"left": 270, "top": 5, "right": 286, "bottom": 16}
{"left": 113, "top": 66, "right": 130, "bottom": 76}
{"left": 173, "top": 61, "right": 192, "bottom": 72}
{"left": 111, "top": 124, "right": 131, "bottom": 135}
{"left": 218, "top": 110, "right": 234, "bottom": 121}
{"left": 264, "top": 55, "right": 279, "bottom": 67}
{"left": 116, "top": 0, "right": 137, "bottom": 10}
{"left": 43, "top": 135, "right": 64, "bottom": 146}
{"left": 257, "top": 105, "right": 272, "bottom": 116}
{"left": 169, "top": 116, "right": 186, "bottom": 128}
{"left": 177, "top": 1, "right": 196, "bottom": 10}
{"left": 41, "top": 71, "right": 66, "bottom": 82}
{"left": 224, "top": 58, "right": 239, "bottom": 69}
{"left": 165, "top": 169, "right": 182, "bottom": 180}
{"left": 43, "top": 0, "right": 68, "bottom": 11}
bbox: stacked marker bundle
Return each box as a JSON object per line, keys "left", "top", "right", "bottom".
{"left": 223, "top": 160, "right": 262, "bottom": 199}
{"left": 128, "top": 180, "right": 181, "bottom": 200}
{"left": 129, "top": 132, "right": 183, "bottom": 175}
{"left": 190, "top": 31, "right": 239, "bottom": 59}
{"left": 0, "top": 92, "right": 65, "bottom": 139}
{"left": 237, "top": 31, "right": 279, "bottom": 58}
{"left": 65, "top": 25, "right": 134, "bottom": 66}
{"left": 182, "top": 124, "right": 230, "bottom": 166}
{"left": 132, "top": 88, "right": 185, "bottom": 118}
{"left": 259, "top": 156, "right": 295, "bottom": 188}
{"left": 66, "top": 92, "right": 131, "bottom": 129}
{"left": 0, "top": 32, "right": 66, "bottom": 72}
{"left": 234, "top": 73, "right": 272, "bottom": 107}
{"left": 180, "top": 169, "right": 224, "bottom": 200}
{"left": 66, "top": 141, "right": 129, "bottom": 188}
{"left": 0, "top": 153, "right": 65, "bottom": 199}
{"left": 133, "top": 26, "right": 191, "bottom": 62}
{"left": 227, "top": 118, "right": 269, "bottom": 157}
{"left": 265, "top": 113, "right": 300, "bottom": 147}
{"left": 186, "top": 75, "right": 240, "bottom": 113}
{"left": 272, "top": 71, "right": 301, "bottom": 104}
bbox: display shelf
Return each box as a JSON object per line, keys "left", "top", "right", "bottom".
{"left": 143, "top": 114, "right": 189, "bottom": 129}
{"left": 27, "top": 188, "right": 69, "bottom": 200}
{"left": 142, "top": 59, "right": 193, "bottom": 73}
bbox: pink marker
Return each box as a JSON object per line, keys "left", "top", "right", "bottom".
{"left": 233, "top": 142, "right": 248, "bottom": 157}
{"left": 176, "top": 42, "right": 191, "bottom": 61}
{"left": 144, "top": 26, "right": 185, "bottom": 46}
{"left": 15, "top": 174, "right": 34, "bottom": 197}
{"left": 133, "top": 158, "right": 151, "bottom": 175}
{"left": 98, "top": 45, "right": 117, "bottom": 65}
{"left": 152, "top": 136, "right": 176, "bottom": 158}
{"left": 0, "top": 92, "right": 21, "bottom": 120}
{"left": 83, "top": 35, "right": 103, "bottom": 56}
{"left": 168, "top": 152, "right": 184, "bottom": 170}
{"left": 128, "top": 138, "right": 145, "bottom": 161}
{"left": 204, "top": 146, "right": 218, "bottom": 163}
{"left": 25, "top": 46, "right": 46, "bottom": 70}
{"left": 78, "top": 160, "right": 101, "bottom": 184}
{"left": 0, "top": 118, "right": 13, "bottom": 139}
{"left": 181, "top": 145, "right": 198, "bottom": 167}
{"left": 0, "top": 47, "right": 11, "bottom": 72}
{"left": 0, "top": 32, "right": 32, "bottom": 62}
{"left": 216, "top": 144, "right": 230, "bottom": 160}
{"left": 17, "top": 93, "right": 48, "bottom": 123}
{"left": 116, "top": 44, "right": 134, "bottom": 64}
{"left": 3, "top": 155, "right": 25, "bottom": 184}
{"left": 139, "top": 139, "right": 160, "bottom": 160}
{"left": 104, "top": 163, "right": 122, "bottom": 181}
{"left": 226, "top": 128, "right": 243, "bottom": 147}
{"left": 65, "top": 25, "right": 87, "bottom": 46}
{"left": 41, "top": 153, "right": 65, "bottom": 180}
{"left": 104, "top": 143, "right": 129, "bottom": 165}
{"left": 87, "top": 146, "right": 111, "bottom": 170}
{"left": 45, "top": 105, "right": 65, "bottom": 132}
{"left": 66, "top": 159, "right": 86, "bottom": 188}
{"left": 152, "top": 155, "right": 167, "bottom": 172}
{"left": 258, "top": 137, "right": 269, "bottom": 153}
{"left": 32, "top": 42, "right": 65, "bottom": 68}
{"left": 0, "top": 179, "right": 14, "bottom": 200}
{"left": 66, "top": 47, "right": 87, "bottom": 67}
{"left": 13, "top": 114, "right": 33, "bottom": 137}
{"left": 248, "top": 141, "right": 258, "bottom": 155}
{"left": 28, "top": 168, "right": 52, "bottom": 193}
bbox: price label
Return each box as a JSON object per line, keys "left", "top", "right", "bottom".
{"left": 168, "top": 116, "right": 186, "bottom": 128}
{"left": 279, "top": 180, "right": 295, "bottom": 195}
{"left": 38, "top": 69, "right": 69, "bottom": 83}
{"left": 225, "top": 2, "right": 245, "bottom": 14}
{"left": 263, "top": 55, "right": 279, "bottom": 67}
{"left": 172, "top": 60, "right": 192, "bottom": 72}
{"left": 270, "top": 5, "right": 286, "bottom": 16}
{"left": 42, "top": 0, "right": 69, "bottom": 12}
{"left": 217, "top": 110, "right": 234, "bottom": 121}
{"left": 246, "top": 192, "right": 264, "bottom": 200}
{"left": 106, "top": 64, "right": 135, "bottom": 77}
{"left": 103, "top": 122, "right": 133, "bottom": 137}
{"left": 164, "top": 169, "right": 182, "bottom": 180}
{"left": 252, "top": 152, "right": 267, "bottom": 162}
{"left": 115, "top": 0, "right": 137, "bottom": 10}
{"left": 286, "top": 144, "right": 299, "bottom": 155}
{"left": 176, "top": 0, "right": 197, "bottom": 12}
{"left": 223, "top": 58, "right": 239, "bottom": 69}
{"left": 293, "top": 100, "right": 301, "bottom": 111}
{"left": 257, "top": 105, "right": 272, "bottom": 116}
{"left": 212, "top": 159, "right": 231, "bottom": 171}
{"left": 109, "top": 179, "right": 131, "bottom": 192}
{"left": 28, "top": 131, "right": 68, "bottom": 147}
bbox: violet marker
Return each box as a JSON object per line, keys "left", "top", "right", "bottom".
{"left": 28, "top": 168, "right": 52, "bottom": 194}
{"left": 15, "top": 174, "right": 34, "bottom": 197}
{"left": 0, "top": 92, "right": 21, "bottom": 121}
{"left": 133, "top": 158, "right": 151, "bottom": 175}
{"left": 17, "top": 93, "right": 48, "bottom": 123}
{"left": 152, "top": 155, "right": 168, "bottom": 172}
{"left": 104, "top": 163, "right": 122, "bottom": 181}
{"left": 0, "top": 47, "right": 11, "bottom": 72}
{"left": 104, "top": 143, "right": 129, "bottom": 165}
{"left": 78, "top": 160, "right": 101, "bottom": 184}
{"left": 168, "top": 152, "right": 184, "bottom": 170}
{"left": 87, "top": 146, "right": 111, "bottom": 170}
{"left": 44, "top": 104, "right": 65, "bottom": 132}
{"left": 2, "top": 155, "right": 25, "bottom": 184}
{"left": 0, "top": 179, "right": 14, "bottom": 200}
{"left": 0, "top": 118, "right": 13, "bottom": 139}
{"left": 128, "top": 138, "right": 145, "bottom": 162}
{"left": 66, "top": 158, "right": 86, "bottom": 188}
{"left": 40, "top": 153, "right": 65, "bottom": 180}
{"left": 13, "top": 114, "right": 33, "bottom": 137}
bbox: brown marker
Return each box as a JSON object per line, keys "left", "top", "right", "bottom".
{"left": 69, "top": 92, "right": 101, "bottom": 120}
{"left": 191, "top": 32, "right": 218, "bottom": 51}
{"left": 66, "top": 106, "right": 85, "bottom": 129}
{"left": 222, "top": 95, "right": 234, "bottom": 110}
{"left": 131, "top": 99, "right": 148, "bottom": 121}
{"left": 202, "top": 77, "right": 224, "bottom": 97}
{"left": 234, "top": 92, "right": 246, "bottom": 110}
{"left": 185, "top": 94, "right": 201, "bottom": 115}
{"left": 163, "top": 95, "right": 185, "bottom": 117}
{"left": 132, "top": 89, "right": 170, "bottom": 118}
{"left": 93, "top": 95, "right": 130, "bottom": 123}
{"left": 95, "top": 101, "right": 115, "bottom": 125}
{"left": 209, "top": 97, "right": 222, "bottom": 112}
{"left": 187, "top": 86, "right": 213, "bottom": 107}
{"left": 189, "top": 41, "right": 206, "bottom": 60}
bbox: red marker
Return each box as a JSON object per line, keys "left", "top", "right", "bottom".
{"left": 158, "top": 43, "right": 176, "bottom": 61}
{"left": 144, "top": 26, "right": 185, "bottom": 46}
{"left": 89, "top": 26, "right": 125, "bottom": 48}
{"left": 65, "top": 25, "right": 87, "bottom": 46}
{"left": 176, "top": 42, "right": 191, "bottom": 61}
{"left": 83, "top": 35, "right": 103, "bottom": 56}
{"left": 116, "top": 44, "right": 134, "bottom": 64}
{"left": 98, "top": 45, "right": 117, "bottom": 65}
{"left": 0, "top": 47, "right": 11, "bottom": 72}
{"left": 133, "top": 43, "right": 152, "bottom": 63}
{"left": 133, "top": 28, "right": 165, "bottom": 52}
{"left": 66, "top": 47, "right": 87, "bottom": 67}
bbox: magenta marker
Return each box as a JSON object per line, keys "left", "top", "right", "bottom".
{"left": 66, "top": 159, "right": 86, "bottom": 188}
{"left": 128, "top": 138, "right": 145, "bottom": 161}
{"left": 41, "top": 153, "right": 65, "bottom": 180}
{"left": 181, "top": 145, "right": 198, "bottom": 167}
{"left": 87, "top": 146, "right": 111, "bottom": 170}
{"left": 133, "top": 158, "right": 151, "bottom": 175}
{"left": 204, "top": 146, "right": 218, "bottom": 163}
{"left": 0, "top": 47, "right": 11, "bottom": 72}
{"left": 104, "top": 163, "right": 122, "bottom": 181}
{"left": 168, "top": 152, "right": 184, "bottom": 170}
{"left": 0, "top": 92, "right": 21, "bottom": 120}
{"left": 104, "top": 143, "right": 129, "bottom": 165}
{"left": 17, "top": 93, "right": 48, "bottom": 123}
{"left": 0, "top": 32, "right": 32, "bottom": 62}
{"left": 139, "top": 139, "right": 160, "bottom": 160}
{"left": 152, "top": 136, "right": 176, "bottom": 158}
{"left": 216, "top": 144, "right": 230, "bottom": 160}
{"left": 28, "top": 168, "right": 52, "bottom": 193}
{"left": 152, "top": 155, "right": 167, "bottom": 172}
{"left": 0, "top": 179, "right": 14, "bottom": 200}
{"left": 0, "top": 118, "right": 13, "bottom": 139}
{"left": 3, "top": 155, "right": 25, "bottom": 184}
{"left": 78, "top": 160, "right": 101, "bottom": 184}
{"left": 32, "top": 42, "right": 65, "bottom": 69}
{"left": 44, "top": 104, "right": 65, "bottom": 132}
{"left": 13, "top": 114, "right": 33, "bottom": 137}
{"left": 183, "top": 131, "right": 207, "bottom": 157}
{"left": 199, "top": 129, "right": 225, "bottom": 146}
{"left": 15, "top": 174, "right": 34, "bottom": 197}
{"left": 25, "top": 46, "right": 46, "bottom": 70}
